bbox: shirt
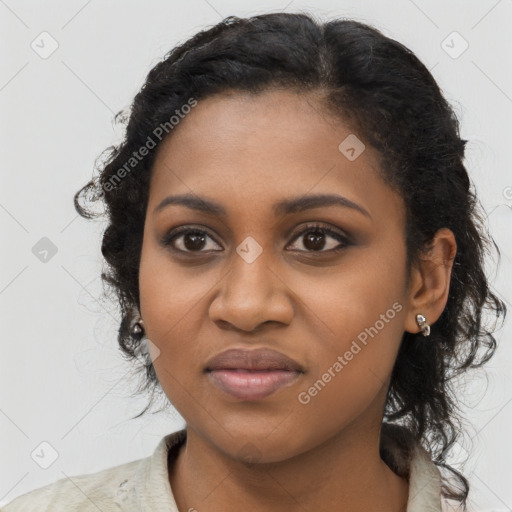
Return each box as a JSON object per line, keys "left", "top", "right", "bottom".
{"left": 2, "top": 428, "right": 448, "bottom": 511}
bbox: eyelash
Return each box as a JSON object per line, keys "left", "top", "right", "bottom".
{"left": 161, "top": 223, "right": 352, "bottom": 255}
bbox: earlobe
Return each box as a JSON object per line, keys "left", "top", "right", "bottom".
{"left": 404, "top": 228, "right": 457, "bottom": 335}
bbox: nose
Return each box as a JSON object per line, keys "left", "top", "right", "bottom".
{"left": 208, "top": 246, "right": 294, "bottom": 332}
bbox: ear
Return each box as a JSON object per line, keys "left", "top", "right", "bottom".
{"left": 404, "top": 228, "right": 457, "bottom": 335}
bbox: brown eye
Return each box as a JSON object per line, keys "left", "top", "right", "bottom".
{"left": 287, "top": 224, "right": 352, "bottom": 253}
{"left": 162, "top": 227, "right": 222, "bottom": 253}
{"left": 161, "top": 223, "right": 352, "bottom": 256}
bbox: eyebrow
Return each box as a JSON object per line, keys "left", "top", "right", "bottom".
{"left": 153, "top": 193, "right": 371, "bottom": 219}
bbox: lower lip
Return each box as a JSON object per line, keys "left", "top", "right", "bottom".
{"left": 207, "top": 369, "right": 302, "bottom": 400}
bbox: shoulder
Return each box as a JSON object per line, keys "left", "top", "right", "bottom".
{"left": 1, "top": 430, "right": 186, "bottom": 512}
{"left": 1, "top": 458, "right": 141, "bottom": 512}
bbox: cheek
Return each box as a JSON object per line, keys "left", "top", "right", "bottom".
{"left": 138, "top": 236, "right": 212, "bottom": 331}
{"left": 138, "top": 246, "right": 216, "bottom": 397}
{"left": 300, "top": 246, "right": 406, "bottom": 345}
{"left": 295, "top": 247, "right": 407, "bottom": 408}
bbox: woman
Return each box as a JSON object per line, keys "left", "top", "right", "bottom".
{"left": 5, "top": 11, "right": 506, "bottom": 512}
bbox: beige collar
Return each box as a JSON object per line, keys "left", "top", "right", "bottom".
{"left": 130, "top": 429, "right": 443, "bottom": 511}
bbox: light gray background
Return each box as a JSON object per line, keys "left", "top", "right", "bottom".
{"left": 1, "top": 1, "right": 511, "bottom": 510}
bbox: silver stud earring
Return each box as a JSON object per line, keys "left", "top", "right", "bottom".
{"left": 131, "top": 315, "right": 145, "bottom": 336}
{"left": 416, "top": 313, "right": 431, "bottom": 337}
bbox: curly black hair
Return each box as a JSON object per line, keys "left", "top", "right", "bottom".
{"left": 74, "top": 12, "right": 507, "bottom": 509}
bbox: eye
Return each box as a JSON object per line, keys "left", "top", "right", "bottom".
{"left": 161, "top": 226, "right": 222, "bottom": 253}
{"left": 287, "top": 223, "right": 352, "bottom": 253}
{"left": 161, "top": 223, "right": 352, "bottom": 255}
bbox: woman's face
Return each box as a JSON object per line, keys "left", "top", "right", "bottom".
{"left": 139, "top": 89, "right": 413, "bottom": 462}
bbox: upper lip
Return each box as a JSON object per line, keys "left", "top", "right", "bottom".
{"left": 205, "top": 347, "right": 304, "bottom": 372}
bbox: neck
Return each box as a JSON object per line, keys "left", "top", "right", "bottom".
{"left": 168, "top": 423, "right": 409, "bottom": 512}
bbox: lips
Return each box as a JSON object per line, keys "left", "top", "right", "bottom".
{"left": 205, "top": 347, "right": 304, "bottom": 372}
{"left": 205, "top": 347, "right": 304, "bottom": 400}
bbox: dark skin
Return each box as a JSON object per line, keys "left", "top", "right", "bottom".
{"left": 138, "top": 89, "right": 457, "bottom": 512}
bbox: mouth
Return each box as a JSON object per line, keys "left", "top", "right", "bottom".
{"left": 204, "top": 347, "right": 305, "bottom": 401}
{"left": 206, "top": 368, "right": 302, "bottom": 400}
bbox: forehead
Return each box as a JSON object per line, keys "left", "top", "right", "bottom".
{"left": 153, "top": 89, "right": 360, "bottom": 164}
{"left": 148, "top": 89, "right": 402, "bottom": 223}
